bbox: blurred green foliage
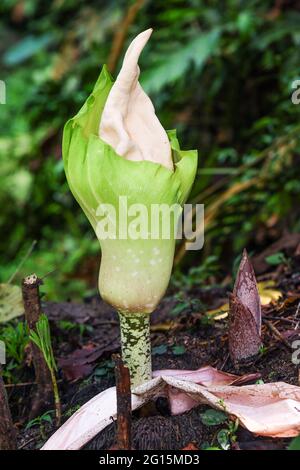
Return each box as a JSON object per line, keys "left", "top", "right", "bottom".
{"left": 1, "top": 0, "right": 300, "bottom": 299}
{"left": 0, "top": 321, "right": 29, "bottom": 381}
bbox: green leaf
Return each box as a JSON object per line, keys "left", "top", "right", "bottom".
{"left": 288, "top": 435, "right": 300, "bottom": 450}
{"left": 42, "top": 413, "right": 53, "bottom": 424}
{"left": 200, "top": 409, "right": 227, "bottom": 426}
{"left": 93, "top": 367, "right": 108, "bottom": 377}
{"left": 3, "top": 34, "right": 54, "bottom": 66}
{"left": 29, "top": 314, "right": 57, "bottom": 372}
{"left": 0, "top": 283, "right": 24, "bottom": 323}
{"left": 236, "top": 12, "right": 254, "bottom": 35}
{"left": 256, "top": 379, "right": 264, "bottom": 384}
{"left": 171, "top": 302, "right": 189, "bottom": 316}
{"left": 265, "top": 252, "right": 286, "bottom": 266}
{"left": 25, "top": 417, "right": 39, "bottom": 430}
{"left": 141, "top": 29, "right": 220, "bottom": 94}
{"left": 172, "top": 345, "right": 186, "bottom": 355}
{"left": 217, "top": 429, "right": 230, "bottom": 450}
{"left": 152, "top": 344, "right": 168, "bottom": 355}
{"left": 4, "top": 169, "right": 32, "bottom": 203}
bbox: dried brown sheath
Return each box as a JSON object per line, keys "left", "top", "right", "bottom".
{"left": 229, "top": 250, "right": 262, "bottom": 362}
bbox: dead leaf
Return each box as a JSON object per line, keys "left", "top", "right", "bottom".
{"left": 206, "top": 303, "right": 229, "bottom": 320}
{"left": 151, "top": 321, "right": 176, "bottom": 332}
{"left": 277, "top": 294, "right": 300, "bottom": 310}
{"left": 181, "top": 443, "right": 199, "bottom": 450}
{"left": 258, "top": 281, "right": 282, "bottom": 305}
{"left": 58, "top": 341, "right": 118, "bottom": 381}
{"left": 0, "top": 283, "right": 24, "bottom": 323}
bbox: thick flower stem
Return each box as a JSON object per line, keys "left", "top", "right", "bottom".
{"left": 118, "top": 311, "right": 152, "bottom": 388}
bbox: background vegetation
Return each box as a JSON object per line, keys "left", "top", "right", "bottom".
{"left": 1, "top": 0, "right": 300, "bottom": 300}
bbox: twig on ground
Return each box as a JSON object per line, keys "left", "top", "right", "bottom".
{"left": 266, "top": 315, "right": 298, "bottom": 325}
{"left": 264, "top": 320, "right": 293, "bottom": 351}
{"left": 18, "top": 436, "right": 37, "bottom": 450}
{"left": 220, "top": 353, "right": 230, "bottom": 370}
{"left": 294, "top": 301, "right": 300, "bottom": 330}
{"left": 113, "top": 354, "right": 132, "bottom": 450}
{"left": 22, "top": 274, "right": 53, "bottom": 419}
{"left": 4, "top": 381, "right": 37, "bottom": 388}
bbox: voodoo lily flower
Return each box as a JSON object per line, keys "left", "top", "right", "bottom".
{"left": 63, "top": 29, "right": 197, "bottom": 386}
{"left": 228, "top": 249, "right": 262, "bottom": 363}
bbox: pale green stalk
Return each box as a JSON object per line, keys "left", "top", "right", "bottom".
{"left": 118, "top": 312, "right": 151, "bottom": 387}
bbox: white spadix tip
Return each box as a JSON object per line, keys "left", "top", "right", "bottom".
{"left": 128, "top": 28, "right": 153, "bottom": 49}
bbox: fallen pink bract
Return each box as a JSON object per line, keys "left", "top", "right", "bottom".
{"left": 153, "top": 365, "right": 260, "bottom": 386}
{"left": 153, "top": 366, "right": 261, "bottom": 414}
{"left": 199, "top": 382, "right": 300, "bottom": 438}
{"left": 42, "top": 367, "right": 300, "bottom": 450}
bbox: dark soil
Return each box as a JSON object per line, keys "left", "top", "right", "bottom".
{"left": 10, "top": 251, "right": 300, "bottom": 450}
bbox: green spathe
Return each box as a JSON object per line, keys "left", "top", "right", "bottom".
{"left": 63, "top": 65, "right": 197, "bottom": 313}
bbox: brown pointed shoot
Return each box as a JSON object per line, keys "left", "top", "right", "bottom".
{"left": 228, "top": 249, "right": 262, "bottom": 363}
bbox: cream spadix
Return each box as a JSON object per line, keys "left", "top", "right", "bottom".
{"left": 63, "top": 29, "right": 197, "bottom": 386}
{"left": 99, "top": 29, "right": 173, "bottom": 171}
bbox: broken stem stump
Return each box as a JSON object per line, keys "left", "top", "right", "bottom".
{"left": 22, "top": 274, "right": 52, "bottom": 419}
{"left": 0, "top": 365, "right": 17, "bottom": 450}
{"left": 113, "top": 354, "right": 132, "bottom": 450}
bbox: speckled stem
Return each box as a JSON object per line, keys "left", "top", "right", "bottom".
{"left": 118, "top": 311, "right": 152, "bottom": 388}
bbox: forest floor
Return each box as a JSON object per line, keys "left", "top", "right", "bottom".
{"left": 8, "top": 236, "right": 300, "bottom": 450}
